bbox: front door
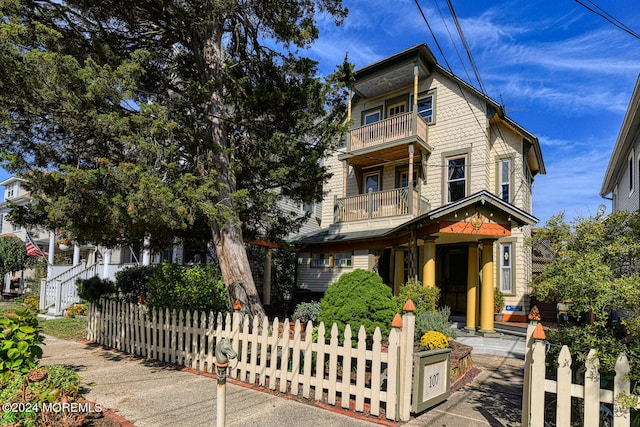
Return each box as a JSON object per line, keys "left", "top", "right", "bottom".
{"left": 441, "top": 246, "right": 468, "bottom": 314}
{"left": 363, "top": 172, "right": 380, "bottom": 212}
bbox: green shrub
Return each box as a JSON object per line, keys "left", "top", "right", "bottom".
{"left": 394, "top": 281, "right": 440, "bottom": 317}
{"left": 415, "top": 306, "right": 457, "bottom": 342}
{"left": 318, "top": 269, "right": 397, "bottom": 343}
{"left": 292, "top": 301, "right": 321, "bottom": 324}
{"left": 115, "top": 264, "right": 158, "bottom": 303}
{"left": 76, "top": 276, "right": 116, "bottom": 303}
{"left": 0, "top": 307, "right": 44, "bottom": 374}
{"left": 146, "top": 262, "right": 228, "bottom": 313}
{"left": 0, "top": 365, "right": 84, "bottom": 427}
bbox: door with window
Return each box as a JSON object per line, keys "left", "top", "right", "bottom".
{"left": 387, "top": 102, "right": 407, "bottom": 137}
{"left": 364, "top": 172, "right": 380, "bottom": 212}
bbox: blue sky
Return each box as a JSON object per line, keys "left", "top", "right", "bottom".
{"left": 2, "top": 1, "right": 639, "bottom": 226}
{"left": 306, "top": 0, "right": 640, "bottom": 225}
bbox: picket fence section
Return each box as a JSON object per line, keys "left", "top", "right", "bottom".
{"left": 86, "top": 300, "right": 416, "bottom": 421}
{"left": 523, "top": 322, "right": 640, "bottom": 427}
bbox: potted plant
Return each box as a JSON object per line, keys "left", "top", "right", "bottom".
{"left": 58, "top": 237, "right": 72, "bottom": 251}
{"left": 291, "top": 301, "right": 321, "bottom": 333}
{"left": 494, "top": 288, "right": 505, "bottom": 322}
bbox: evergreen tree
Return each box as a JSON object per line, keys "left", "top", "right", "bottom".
{"left": 0, "top": 0, "right": 350, "bottom": 317}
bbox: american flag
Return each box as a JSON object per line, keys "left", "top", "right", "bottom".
{"left": 25, "top": 233, "right": 48, "bottom": 258}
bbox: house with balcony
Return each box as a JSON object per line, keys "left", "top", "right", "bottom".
{"left": 600, "top": 74, "right": 640, "bottom": 213}
{"left": 293, "top": 44, "right": 545, "bottom": 334}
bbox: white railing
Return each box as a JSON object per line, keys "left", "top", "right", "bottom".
{"left": 40, "top": 262, "right": 102, "bottom": 315}
{"left": 523, "top": 322, "right": 640, "bottom": 426}
{"left": 87, "top": 300, "right": 417, "bottom": 422}
{"left": 349, "top": 112, "right": 428, "bottom": 151}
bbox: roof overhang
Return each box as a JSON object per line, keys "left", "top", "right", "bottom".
{"left": 292, "top": 191, "right": 538, "bottom": 250}
{"left": 601, "top": 74, "right": 640, "bottom": 197}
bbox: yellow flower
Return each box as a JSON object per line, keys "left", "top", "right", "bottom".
{"left": 420, "top": 331, "right": 449, "bottom": 350}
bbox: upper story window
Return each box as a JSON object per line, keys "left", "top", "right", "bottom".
{"left": 417, "top": 93, "right": 434, "bottom": 123}
{"left": 446, "top": 155, "right": 466, "bottom": 203}
{"left": 312, "top": 253, "right": 330, "bottom": 268}
{"left": 363, "top": 109, "right": 381, "bottom": 125}
{"left": 387, "top": 102, "right": 406, "bottom": 117}
{"left": 500, "top": 159, "right": 511, "bottom": 202}
{"left": 5, "top": 181, "right": 17, "bottom": 199}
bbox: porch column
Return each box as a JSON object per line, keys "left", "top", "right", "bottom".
{"left": 73, "top": 244, "right": 81, "bottom": 266}
{"left": 47, "top": 231, "right": 55, "bottom": 280}
{"left": 102, "top": 248, "right": 112, "bottom": 280}
{"left": 412, "top": 61, "right": 419, "bottom": 135}
{"left": 142, "top": 236, "right": 151, "bottom": 266}
{"left": 408, "top": 144, "right": 414, "bottom": 188}
{"left": 262, "top": 248, "right": 272, "bottom": 306}
{"left": 342, "top": 161, "right": 348, "bottom": 197}
{"left": 465, "top": 243, "right": 479, "bottom": 332}
{"left": 393, "top": 248, "right": 404, "bottom": 295}
{"left": 422, "top": 237, "right": 436, "bottom": 288}
{"left": 479, "top": 239, "right": 497, "bottom": 335}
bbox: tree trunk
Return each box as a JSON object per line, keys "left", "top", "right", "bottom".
{"left": 203, "top": 22, "right": 266, "bottom": 319}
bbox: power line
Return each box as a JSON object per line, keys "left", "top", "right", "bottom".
{"left": 574, "top": 0, "right": 640, "bottom": 40}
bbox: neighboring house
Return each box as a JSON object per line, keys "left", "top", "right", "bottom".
{"left": 293, "top": 44, "right": 545, "bottom": 334}
{"left": 600, "top": 74, "right": 640, "bottom": 213}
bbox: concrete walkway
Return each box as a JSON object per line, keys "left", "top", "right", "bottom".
{"left": 39, "top": 332, "right": 526, "bottom": 427}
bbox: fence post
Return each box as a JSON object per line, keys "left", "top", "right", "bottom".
{"left": 398, "top": 300, "right": 416, "bottom": 422}
{"left": 613, "top": 353, "right": 631, "bottom": 426}
{"left": 39, "top": 279, "right": 46, "bottom": 311}
{"left": 54, "top": 279, "right": 62, "bottom": 316}
{"left": 522, "top": 306, "right": 540, "bottom": 427}
{"left": 528, "top": 323, "right": 547, "bottom": 427}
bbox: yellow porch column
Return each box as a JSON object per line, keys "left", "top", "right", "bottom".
{"left": 422, "top": 237, "right": 436, "bottom": 288}
{"left": 394, "top": 248, "right": 405, "bottom": 295}
{"left": 465, "top": 244, "right": 478, "bottom": 332}
{"left": 479, "top": 239, "right": 496, "bottom": 334}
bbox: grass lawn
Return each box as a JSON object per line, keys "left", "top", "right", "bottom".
{"left": 40, "top": 316, "right": 88, "bottom": 341}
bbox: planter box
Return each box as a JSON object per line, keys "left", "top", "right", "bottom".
{"left": 412, "top": 348, "right": 452, "bottom": 414}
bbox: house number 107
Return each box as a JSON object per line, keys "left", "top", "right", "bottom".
{"left": 429, "top": 372, "right": 439, "bottom": 388}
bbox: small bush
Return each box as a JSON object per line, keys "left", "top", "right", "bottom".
{"left": 420, "top": 331, "right": 449, "bottom": 350}
{"left": 146, "top": 262, "right": 228, "bottom": 313}
{"left": 65, "top": 303, "right": 87, "bottom": 318}
{"left": 415, "top": 306, "right": 457, "bottom": 342}
{"left": 22, "top": 296, "right": 39, "bottom": 311}
{"left": 318, "top": 269, "right": 397, "bottom": 342}
{"left": 394, "top": 281, "right": 440, "bottom": 317}
{"left": 76, "top": 276, "right": 116, "bottom": 303}
{"left": 292, "top": 301, "right": 321, "bottom": 324}
{"left": 115, "top": 264, "right": 158, "bottom": 303}
{"left": 0, "top": 307, "right": 44, "bottom": 374}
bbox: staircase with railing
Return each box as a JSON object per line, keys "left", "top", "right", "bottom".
{"left": 39, "top": 261, "right": 102, "bottom": 316}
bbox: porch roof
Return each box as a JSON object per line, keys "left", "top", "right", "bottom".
{"left": 292, "top": 191, "right": 538, "bottom": 249}
{"left": 396, "top": 190, "right": 539, "bottom": 230}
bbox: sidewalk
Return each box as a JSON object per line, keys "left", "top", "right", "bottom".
{"left": 39, "top": 331, "right": 526, "bottom": 427}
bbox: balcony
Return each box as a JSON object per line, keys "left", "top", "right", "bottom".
{"left": 334, "top": 187, "right": 430, "bottom": 223}
{"left": 341, "top": 112, "right": 431, "bottom": 168}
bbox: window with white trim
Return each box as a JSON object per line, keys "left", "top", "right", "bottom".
{"left": 417, "top": 93, "right": 434, "bottom": 123}
{"left": 500, "top": 159, "right": 511, "bottom": 202}
{"left": 363, "top": 109, "right": 381, "bottom": 125}
{"left": 334, "top": 252, "right": 353, "bottom": 268}
{"left": 500, "top": 243, "right": 513, "bottom": 293}
{"left": 446, "top": 155, "right": 466, "bottom": 203}
{"left": 312, "top": 253, "right": 330, "bottom": 268}
{"left": 6, "top": 182, "right": 16, "bottom": 199}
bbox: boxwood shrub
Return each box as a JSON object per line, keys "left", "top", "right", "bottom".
{"left": 318, "top": 269, "right": 397, "bottom": 343}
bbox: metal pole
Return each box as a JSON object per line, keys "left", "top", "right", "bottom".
{"left": 215, "top": 361, "right": 229, "bottom": 427}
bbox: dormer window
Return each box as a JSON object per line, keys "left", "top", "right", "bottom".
{"left": 6, "top": 182, "right": 17, "bottom": 199}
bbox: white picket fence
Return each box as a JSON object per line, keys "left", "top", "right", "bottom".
{"left": 522, "top": 322, "right": 640, "bottom": 426}
{"left": 86, "top": 300, "right": 416, "bottom": 421}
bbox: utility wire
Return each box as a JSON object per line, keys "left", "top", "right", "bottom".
{"left": 574, "top": 0, "right": 640, "bottom": 40}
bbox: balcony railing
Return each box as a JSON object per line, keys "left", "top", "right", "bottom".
{"left": 334, "top": 187, "right": 430, "bottom": 223}
{"left": 349, "top": 112, "right": 428, "bottom": 152}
